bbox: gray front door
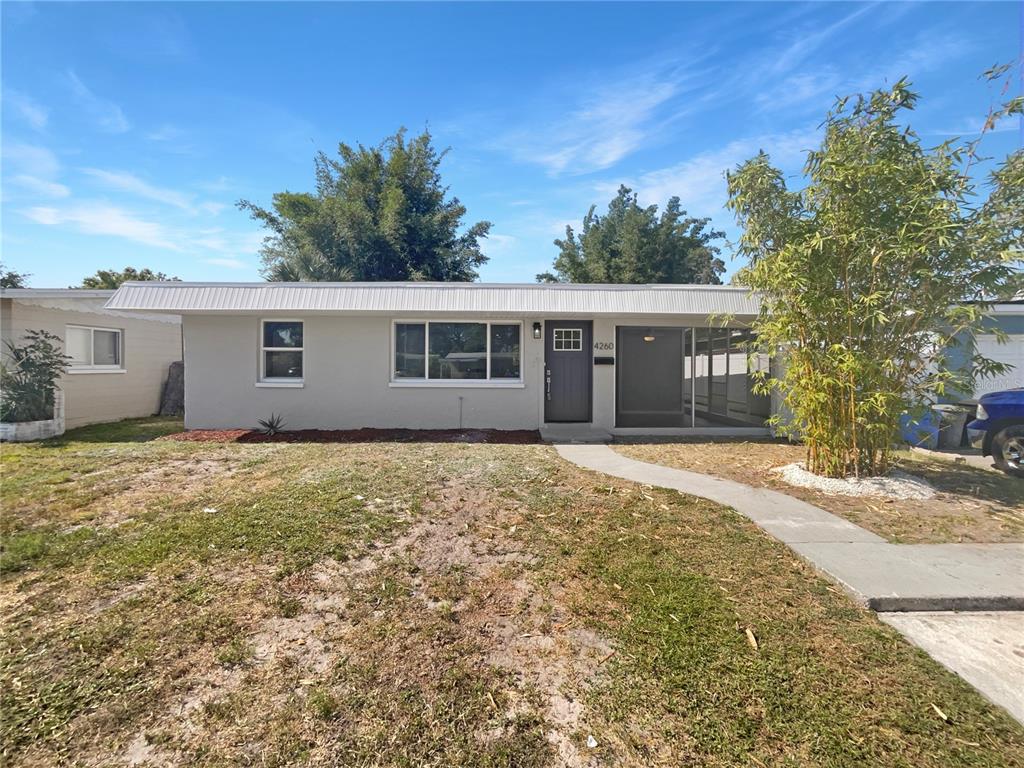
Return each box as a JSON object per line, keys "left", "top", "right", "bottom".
{"left": 544, "top": 320, "right": 592, "bottom": 422}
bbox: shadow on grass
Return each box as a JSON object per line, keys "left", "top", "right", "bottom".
{"left": 904, "top": 454, "right": 1024, "bottom": 508}
{"left": 42, "top": 416, "right": 185, "bottom": 445}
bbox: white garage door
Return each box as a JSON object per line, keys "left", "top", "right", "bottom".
{"left": 975, "top": 335, "right": 1024, "bottom": 395}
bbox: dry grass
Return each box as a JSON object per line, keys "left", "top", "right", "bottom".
{"left": 614, "top": 439, "right": 1024, "bottom": 544}
{"left": 2, "top": 418, "right": 1023, "bottom": 766}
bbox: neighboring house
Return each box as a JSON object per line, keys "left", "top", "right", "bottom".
{"left": 970, "top": 302, "right": 1024, "bottom": 396}
{"left": 106, "top": 281, "right": 771, "bottom": 437}
{"left": 0, "top": 289, "right": 182, "bottom": 429}
{"left": 943, "top": 301, "right": 1024, "bottom": 401}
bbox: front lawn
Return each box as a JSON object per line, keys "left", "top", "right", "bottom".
{"left": 2, "top": 418, "right": 1022, "bottom": 766}
{"left": 615, "top": 439, "right": 1024, "bottom": 545}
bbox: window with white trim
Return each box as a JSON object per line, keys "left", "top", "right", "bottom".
{"left": 393, "top": 321, "right": 521, "bottom": 381}
{"left": 66, "top": 325, "right": 123, "bottom": 370}
{"left": 261, "top": 320, "right": 303, "bottom": 380}
{"left": 553, "top": 328, "right": 582, "bottom": 351}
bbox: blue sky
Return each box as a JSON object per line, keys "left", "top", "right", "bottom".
{"left": 2, "top": 1, "right": 1020, "bottom": 287}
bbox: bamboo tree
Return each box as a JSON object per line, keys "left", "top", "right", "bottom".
{"left": 726, "top": 73, "right": 1023, "bottom": 478}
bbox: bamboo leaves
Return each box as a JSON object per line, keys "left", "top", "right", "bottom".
{"left": 727, "top": 71, "right": 1022, "bottom": 478}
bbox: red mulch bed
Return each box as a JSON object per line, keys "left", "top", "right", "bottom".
{"left": 160, "top": 427, "right": 543, "bottom": 444}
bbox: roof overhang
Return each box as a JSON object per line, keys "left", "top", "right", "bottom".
{"left": 104, "top": 281, "right": 761, "bottom": 319}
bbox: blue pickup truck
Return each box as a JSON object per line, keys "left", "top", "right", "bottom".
{"left": 967, "top": 388, "right": 1024, "bottom": 477}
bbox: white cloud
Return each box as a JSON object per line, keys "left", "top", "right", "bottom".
{"left": 755, "top": 32, "right": 970, "bottom": 115}
{"left": 204, "top": 257, "right": 248, "bottom": 269}
{"left": 21, "top": 202, "right": 179, "bottom": 249}
{"left": 66, "top": 70, "right": 130, "bottom": 133}
{"left": 480, "top": 233, "right": 516, "bottom": 258}
{"left": 81, "top": 168, "right": 194, "bottom": 211}
{"left": 770, "top": 4, "right": 874, "bottom": 75}
{"left": 499, "top": 65, "right": 701, "bottom": 176}
{"left": 5, "top": 89, "right": 48, "bottom": 130}
{"left": 146, "top": 124, "right": 185, "bottom": 142}
{"left": 3, "top": 142, "right": 61, "bottom": 177}
{"left": 200, "top": 201, "right": 227, "bottom": 215}
{"left": 10, "top": 175, "right": 70, "bottom": 198}
{"left": 602, "top": 128, "right": 819, "bottom": 218}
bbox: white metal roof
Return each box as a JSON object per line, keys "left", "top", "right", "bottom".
{"left": 1, "top": 288, "right": 115, "bottom": 299}
{"left": 1, "top": 288, "right": 180, "bottom": 324}
{"left": 105, "top": 281, "right": 760, "bottom": 318}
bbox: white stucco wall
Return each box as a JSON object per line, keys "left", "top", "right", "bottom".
{"left": 183, "top": 312, "right": 762, "bottom": 432}
{"left": 183, "top": 314, "right": 546, "bottom": 430}
{"left": 1, "top": 297, "right": 182, "bottom": 429}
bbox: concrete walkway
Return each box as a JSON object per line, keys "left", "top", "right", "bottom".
{"left": 556, "top": 444, "right": 1024, "bottom": 724}
{"left": 556, "top": 444, "right": 1024, "bottom": 611}
{"left": 879, "top": 612, "right": 1024, "bottom": 723}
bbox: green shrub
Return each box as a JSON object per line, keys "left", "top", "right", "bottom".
{"left": 1, "top": 330, "right": 70, "bottom": 423}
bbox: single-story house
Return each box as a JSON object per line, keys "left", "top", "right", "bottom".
{"left": 0, "top": 288, "right": 183, "bottom": 430}
{"left": 105, "top": 281, "right": 772, "bottom": 438}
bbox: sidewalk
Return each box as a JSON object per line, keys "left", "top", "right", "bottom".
{"left": 554, "top": 443, "right": 1024, "bottom": 723}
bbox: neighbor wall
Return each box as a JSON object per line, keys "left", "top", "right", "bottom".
{"left": 1, "top": 297, "right": 182, "bottom": 429}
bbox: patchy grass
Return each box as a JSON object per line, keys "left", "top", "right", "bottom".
{"left": 1, "top": 417, "right": 1022, "bottom": 766}
{"left": 615, "top": 439, "right": 1024, "bottom": 544}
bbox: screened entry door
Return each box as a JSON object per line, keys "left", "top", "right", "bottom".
{"left": 544, "top": 321, "right": 592, "bottom": 422}
{"left": 616, "top": 326, "right": 771, "bottom": 428}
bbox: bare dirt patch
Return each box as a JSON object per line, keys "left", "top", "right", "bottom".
{"left": 615, "top": 439, "right": 1024, "bottom": 544}
{"left": 102, "top": 470, "right": 609, "bottom": 767}
{"left": 326, "top": 475, "right": 613, "bottom": 765}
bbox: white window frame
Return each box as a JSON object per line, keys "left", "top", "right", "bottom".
{"left": 65, "top": 324, "right": 126, "bottom": 374}
{"left": 389, "top": 319, "right": 525, "bottom": 388}
{"left": 257, "top": 318, "right": 304, "bottom": 388}
{"left": 553, "top": 327, "right": 583, "bottom": 351}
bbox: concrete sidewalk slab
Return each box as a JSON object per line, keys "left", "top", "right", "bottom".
{"left": 790, "top": 541, "right": 1024, "bottom": 612}
{"left": 880, "top": 612, "right": 1024, "bottom": 724}
{"left": 555, "top": 444, "right": 1024, "bottom": 612}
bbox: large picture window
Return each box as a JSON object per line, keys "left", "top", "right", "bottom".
{"left": 66, "top": 325, "right": 123, "bottom": 370}
{"left": 393, "top": 321, "right": 521, "bottom": 382}
{"left": 261, "top": 320, "right": 303, "bottom": 380}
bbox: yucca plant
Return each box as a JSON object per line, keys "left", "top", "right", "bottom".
{"left": 726, "top": 70, "right": 1022, "bottom": 478}
{"left": 257, "top": 413, "right": 286, "bottom": 436}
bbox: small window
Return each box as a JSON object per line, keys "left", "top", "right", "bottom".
{"left": 394, "top": 323, "right": 426, "bottom": 379}
{"left": 261, "top": 320, "right": 303, "bottom": 380}
{"left": 553, "top": 328, "right": 582, "bottom": 351}
{"left": 66, "top": 325, "right": 123, "bottom": 369}
{"left": 393, "top": 321, "right": 522, "bottom": 382}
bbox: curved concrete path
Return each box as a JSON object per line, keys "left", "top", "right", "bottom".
{"left": 556, "top": 444, "right": 1024, "bottom": 613}
{"left": 555, "top": 443, "right": 1024, "bottom": 724}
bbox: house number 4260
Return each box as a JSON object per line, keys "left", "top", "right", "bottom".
{"left": 594, "top": 342, "right": 614, "bottom": 350}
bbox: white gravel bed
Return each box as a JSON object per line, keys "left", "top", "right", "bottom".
{"left": 771, "top": 462, "right": 937, "bottom": 500}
